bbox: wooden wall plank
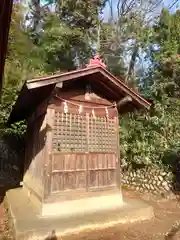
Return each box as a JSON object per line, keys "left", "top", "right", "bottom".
{"left": 44, "top": 108, "right": 54, "bottom": 198}
{"left": 24, "top": 112, "right": 47, "bottom": 199}
{"left": 46, "top": 87, "right": 119, "bottom": 195}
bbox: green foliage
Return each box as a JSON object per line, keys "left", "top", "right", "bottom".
{"left": 0, "top": 3, "right": 46, "bottom": 137}
{"left": 120, "top": 8, "right": 180, "bottom": 168}
{"left": 56, "top": 0, "right": 106, "bottom": 28}
{"left": 3, "top": 1, "right": 180, "bottom": 172}
{"left": 37, "top": 13, "right": 91, "bottom": 72}
{"left": 99, "top": 22, "right": 127, "bottom": 77}
{"left": 1, "top": 0, "right": 106, "bottom": 136}
{"left": 28, "top": 0, "right": 107, "bottom": 72}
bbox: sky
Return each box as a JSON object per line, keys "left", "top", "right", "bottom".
{"left": 38, "top": 0, "right": 180, "bottom": 10}
{"left": 164, "top": 0, "right": 180, "bottom": 10}
{"left": 103, "top": 0, "right": 180, "bottom": 20}
{"left": 23, "top": 0, "right": 180, "bottom": 72}
{"left": 25, "top": 0, "right": 180, "bottom": 25}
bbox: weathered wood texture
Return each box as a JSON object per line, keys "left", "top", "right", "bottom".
{"left": 24, "top": 86, "right": 120, "bottom": 202}
{"left": 52, "top": 112, "right": 117, "bottom": 153}
{"left": 44, "top": 108, "right": 54, "bottom": 198}
{"left": 24, "top": 113, "right": 47, "bottom": 200}
{"left": 50, "top": 153, "right": 117, "bottom": 193}
{"left": 46, "top": 87, "right": 119, "bottom": 196}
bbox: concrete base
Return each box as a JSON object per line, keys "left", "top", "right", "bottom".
{"left": 5, "top": 188, "right": 154, "bottom": 240}
{"left": 42, "top": 192, "right": 123, "bottom": 217}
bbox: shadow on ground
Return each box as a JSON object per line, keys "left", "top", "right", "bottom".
{"left": 2, "top": 137, "right": 180, "bottom": 240}
{"left": 0, "top": 134, "right": 25, "bottom": 202}
{"left": 0, "top": 187, "right": 5, "bottom": 204}
{"left": 44, "top": 230, "right": 58, "bottom": 240}
{"left": 161, "top": 150, "right": 180, "bottom": 239}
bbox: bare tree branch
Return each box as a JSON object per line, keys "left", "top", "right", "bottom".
{"left": 168, "top": 0, "right": 179, "bottom": 10}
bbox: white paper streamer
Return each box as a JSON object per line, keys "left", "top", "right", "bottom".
{"left": 63, "top": 101, "right": 68, "bottom": 114}
{"left": 78, "top": 105, "right": 83, "bottom": 114}
{"left": 92, "top": 109, "right": 96, "bottom": 118}
{"left": 105, "top": 107, "right": 109, "bottom": 119}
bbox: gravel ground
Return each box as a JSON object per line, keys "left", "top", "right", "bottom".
{"left": 1, "top": 190, "right": 180, "bottom": 240}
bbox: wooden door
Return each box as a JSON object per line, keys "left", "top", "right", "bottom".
{"left": 88, "top": 115, "right": 118, "bottom": 190}
{"left": 88, "top": 153, "right": 117, "bottom": 190}
{"left": 51, "top": 111, "right": 88, "bottom": 193}
{"left": 50, "top": 153, "right": 88, "bottom": 193}
{"left": 50, "top": 111, "right": 118, "bottom": 194}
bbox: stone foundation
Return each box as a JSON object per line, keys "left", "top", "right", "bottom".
{"left": 122, "top": 166, "right": 173, "bottom": 196}
{"left": 6, "top": 187, "right": 154, "bottom": 240}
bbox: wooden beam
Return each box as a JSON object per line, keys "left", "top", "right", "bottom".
{"left": 117, "top": 96, "right": 132, "bottom": 109}
{"left": 90, "top": 81, "right": 119, "bottom": 99}
{"left": 99, "top": 69, "right": 151, "bottom": 109}
{"left": 26, "top": 68, "right": 99, "bottom": 89}
{"left": 0, "top": 0, "right": 13, "bottom": 99}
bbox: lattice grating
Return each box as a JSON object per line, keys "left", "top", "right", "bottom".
{"left": 52, "top": 111, "right": 117, "bottom": 153}
{"left": 88, "top": 116, "right": 117, "bottom": 153}
{"left": 53, "top": 112, "right": 87, "bottom": 152}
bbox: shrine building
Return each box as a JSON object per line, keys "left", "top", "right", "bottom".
{"left": 8, "top": 56, "right": 151, "bottom": 217}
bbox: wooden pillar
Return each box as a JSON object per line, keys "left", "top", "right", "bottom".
{"left": 0, "top": 0, "right": 13, "bottom": 99}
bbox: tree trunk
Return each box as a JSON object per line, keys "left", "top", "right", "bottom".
{"left": 125, "top": 44, "right": 139, "bottom": 88}
{"left": 31, "top": 0, "right": 41, "bottom": 32}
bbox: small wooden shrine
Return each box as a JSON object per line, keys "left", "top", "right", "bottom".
{"left": 8, "top": 56, "right": 151, "bottom": 216}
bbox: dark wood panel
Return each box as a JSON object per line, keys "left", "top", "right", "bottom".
{"left": 51, "top": 173, "right": 64, "bottom": 192}
{"left": 107, "top": 170, "right": 116, "bottom": 186}
{"left": 107, "top": 154, "right": 116, "bottom": 168}
{"left": 76, "top": 171, "right": 86, "bottom": 189}
{"left": 52, "top": 153, "right": 86, "bottom": 171}
{"left": 64, "top": 154, "right": 76, "bottom": 171}
{"left": 53, "top": 87, "right": 113, "bottom": 106}
{"left": 51, "top": 153, "right": 87, "bottom": 193}
{"left": 50, "top": 152, "right": 117, "bottom": 193}
{"left": 52, "top": 154, "right": 65, "bottom": 171}
{"left": 88, "top": 153, "right": 117, "bottom": 189}
{"left": 89, "top": 170, "right": 98, "bottom": 188}
{"left": 51, "top": 171, "right": 86, "bottom": 192}
{"left": 98, "top": 170, "right": 108, "bottom": 187}
{"left": 76, "top": 154, "right": 86, "bottom": 170}
{"left": 64, "top": 172, "right": 76, "bottom": 190}
{"left": 24, "top": 114, "right": 47, "bottom": 198}
{"left": 0, "top": 0, "right": 13, "bottom": 96}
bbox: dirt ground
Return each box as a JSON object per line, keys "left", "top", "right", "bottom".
{"left": 61, "top": 191, "right": 180, "bottom": 240}
{"left": 1, "top": 190, "right": 180, "bottom": 240}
